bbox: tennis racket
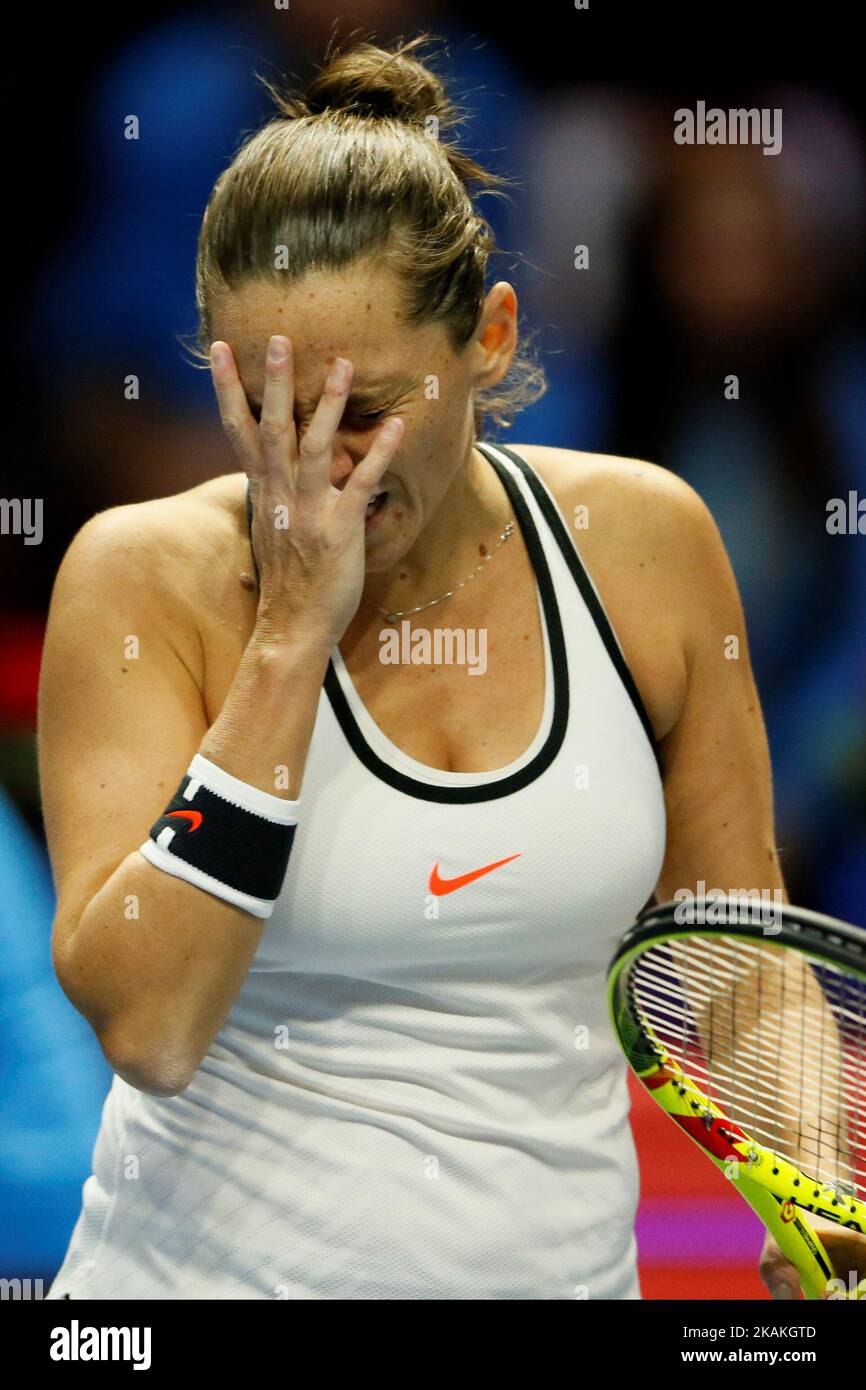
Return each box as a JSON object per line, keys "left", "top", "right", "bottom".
{"left": 607, "top": 896, "right": 866, "bottom": 1299}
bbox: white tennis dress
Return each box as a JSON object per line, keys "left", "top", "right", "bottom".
{"left": 47, "top": 441, "right": 666, "bottom": 1300}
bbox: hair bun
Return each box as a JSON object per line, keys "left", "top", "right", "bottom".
{"left": 299, "top": 36, "right": 454, "bottom": 127}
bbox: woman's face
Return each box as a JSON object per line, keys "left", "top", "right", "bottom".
{"left": 210, "top": 258, "right": 516, "bottom": 572}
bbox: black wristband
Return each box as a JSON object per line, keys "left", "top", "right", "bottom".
{"left": 139, "top": 754, "right": 299, "bottom": 918}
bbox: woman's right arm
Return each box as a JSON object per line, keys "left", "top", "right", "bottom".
{"left": 39, "top": 337, "right": 403, "bottom": 1098}
{"left": 38, "top": 505, "right": 332, "bottom": 1098}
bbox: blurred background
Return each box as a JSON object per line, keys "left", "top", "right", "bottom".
{"left": 1, "top": 1, "right": 863, "bottom": 1299}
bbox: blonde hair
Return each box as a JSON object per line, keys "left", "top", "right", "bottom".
{"left": 189, "top": 32, "right": 546, "bottom": 435}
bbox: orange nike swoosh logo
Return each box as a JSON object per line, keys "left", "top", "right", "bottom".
{"left": 429, "top": 854, "right": 521, "bottom": 896}
{"left": 167, "top": 809, "right": 203, "bottom": 831}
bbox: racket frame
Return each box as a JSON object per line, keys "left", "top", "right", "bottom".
{"left": 608, "top": 897, "right": 866, "bottom": 1300}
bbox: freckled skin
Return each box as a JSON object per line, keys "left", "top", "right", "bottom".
{"left": 210, "top": 258, "right": 518, "bottom": 613}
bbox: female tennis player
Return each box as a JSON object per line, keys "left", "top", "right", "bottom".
{"left": 39, "top": 35, "right": 864, "bottom": 1300}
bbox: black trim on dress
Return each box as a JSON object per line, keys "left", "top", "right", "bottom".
{"left": 486, "top": 444, "right": 659, "bottom": 759}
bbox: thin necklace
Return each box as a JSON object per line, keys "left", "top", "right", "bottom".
{"left": 367, "top": 520, "right": 516, "bottom": 624}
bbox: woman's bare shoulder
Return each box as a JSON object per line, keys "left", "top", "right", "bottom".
{"left": 44, "top": 474, "right": 252, "bottom": 704}
{"left": 53, "top": 472, "right": 249, "bottom": 604}
{"left": 511, "top": 444, "right": 737, "bottom": 681}
{"left": 511, "top": 444, "right": 707, "bottom": 533}
{"left": 509, "top": 443, "right": 722, "bottom": 575}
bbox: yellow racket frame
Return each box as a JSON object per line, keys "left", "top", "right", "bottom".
{"left": 609, "top": 929, "right": 866, "bottom": 1301}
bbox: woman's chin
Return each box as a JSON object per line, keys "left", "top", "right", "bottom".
{"left": 363, "top": 520, "right": 415, "bottom": 572}
{"left": 364, "top": 545, "right": 403, "bottom": 573}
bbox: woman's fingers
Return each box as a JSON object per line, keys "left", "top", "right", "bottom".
{"left": 209, "top": 341, "right": 264, "bottom": 478}
{"left": 762, "top": 1225, "right": 866, "bottom": 1300}
{"left": 758, "top": 1233, "right": 800, "bottom": 1299}
{"left": 819, "top": 1228, "right": 866, "bottom": 1297}
{"left": 294, "top": 357, "right": 354, "bottom": 500}
{"left": 211, "top": 336, "right": 399, "bottom": 530}
{"left": 340, "top": 415, "right": 405, "bottom": 519}
{"left": 258, "top": 336, "right": 298, "bottom": 486}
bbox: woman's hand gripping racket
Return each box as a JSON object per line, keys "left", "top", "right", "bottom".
{"left": 607, "top": 897, "right": 866, "bottom": 1300}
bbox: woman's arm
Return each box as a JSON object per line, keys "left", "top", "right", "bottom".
{"left": 652, "top": 482, "right": 785, "bottom": 905}
{"left": 648, "top": 482, "right": 866, "bottom": 1296}
{"left": 38, "top": 504, "right": 330, "bottom": 1098}
{"left": 39, "top": 338, "right": 402, "bottom": 1099}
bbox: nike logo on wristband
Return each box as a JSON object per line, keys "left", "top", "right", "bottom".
{"left": 167, "top": 810, "right": 203, "bottom": 831}
{"left": 429, "top": 855, "right": 521, "bottom": 896}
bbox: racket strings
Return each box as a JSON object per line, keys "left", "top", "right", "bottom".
{"left": 629, "top": 935, "right": 866, "bottom": 1199}
{"left": 633, "top": 955, "right": 865, "bottom": 1117}
{"left": 634, "top": 946, "right": 864, "bottom": 1086}
{"left": 692, "top": 945, "right": 856, "bottom": 1187}
{"left": 629, "top": 1008, "right": 863, "bottom": 1179}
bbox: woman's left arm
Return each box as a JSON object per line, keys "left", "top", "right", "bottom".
{"left": 652, "top": 486, "right": 785, "bottom": 907}
{"left": 651, "top": 484, "right": 866, "bottom": 1299}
